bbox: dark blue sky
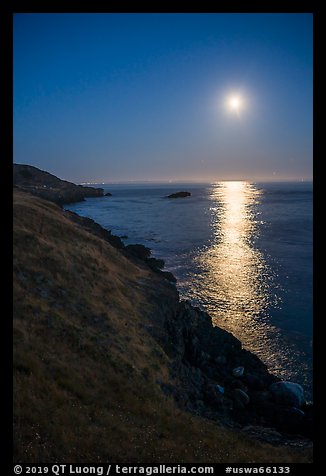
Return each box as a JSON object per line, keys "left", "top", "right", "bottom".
{"left": 14, "top": 13, "right": 312, "bottom": 183}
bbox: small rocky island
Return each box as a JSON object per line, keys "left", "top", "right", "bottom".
{"left": 166, "top": 191, "right": 191, "bottom": 199}
{"left": 13, "top": 163, "right": 104, "bottom": 206}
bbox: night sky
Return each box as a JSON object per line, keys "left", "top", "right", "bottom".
{"left": 14, "top": 13, "right": 313, "bottom": 183}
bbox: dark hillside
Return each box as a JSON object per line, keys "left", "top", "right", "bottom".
{"left": 13, "top": 164, "right": 103, "bottom": 205}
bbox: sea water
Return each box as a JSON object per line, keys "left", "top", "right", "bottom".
{"left": 65, "top": 181, "right": 313, "bottom": 398}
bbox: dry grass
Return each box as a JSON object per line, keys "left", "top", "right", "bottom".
{"left": 13, "top": 190, "right": 312, "bottom": 463}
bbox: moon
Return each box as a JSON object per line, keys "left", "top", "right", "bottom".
{"left": 227, "top": 94, "right": 243, "bottom": 113}
{"left": 228, "top": 95, "right": 243, "bottom": 113}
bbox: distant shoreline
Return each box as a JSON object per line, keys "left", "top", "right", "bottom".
{"left": 80, "top": 179, "right": 313, "bottom": 186}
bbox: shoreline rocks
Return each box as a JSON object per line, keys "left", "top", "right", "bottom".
{"left": 155, "top": 300, "right": 312, "bottom": 438}
{"left": 124, "top": 244, "right": 176, "bottom": 282}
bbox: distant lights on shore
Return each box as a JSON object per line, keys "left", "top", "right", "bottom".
{"left": 80, "top": 181, "right": 105, "bottom": 185}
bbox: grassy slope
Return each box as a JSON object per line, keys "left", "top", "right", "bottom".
{"left": 13, "top": 190, "right": 312, "bottom": 463}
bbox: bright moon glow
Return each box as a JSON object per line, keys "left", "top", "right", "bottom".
{"left": 230, "top": 97, "right": 241, "bottom": 109}
{"left": 227, "top": 95, "right": 243, "bottom": 113}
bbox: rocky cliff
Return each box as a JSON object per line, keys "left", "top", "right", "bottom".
{"left": 13, "top": 164, "right": 104, "bottom": 205}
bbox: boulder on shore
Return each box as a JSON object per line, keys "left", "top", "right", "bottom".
{"left": 269, "top": 381, "right": 305, "bottom": 408}
{"left": 233, "top": 388, "right": 250, "bottom": 407}
{"left": 233, "top": 366, "right": 244, "bottom": 377}
{"left": 166, "top": 191, "right": 191, "bottom": 199}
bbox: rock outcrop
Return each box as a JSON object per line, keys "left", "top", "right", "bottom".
{"left": 155, "top": 301, "right": 312, "bottom": 438}
{"left": 13, "top": 164, "right": 104, "bottom": 205}
{"left": 65, "top": 209, "right": 125, "bottom": 249}
{"left": 165, "top": 191, "right": 191, "bottom": 199}
{"left": 124, "top": 244, "right": 176, "bottom": 282}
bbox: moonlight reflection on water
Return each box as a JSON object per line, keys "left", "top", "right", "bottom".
{"left": 193, "top": 182, "right": 290, "bottom": 370}
{"left": 197, "top": 182, "right": 272, "bottom": 324}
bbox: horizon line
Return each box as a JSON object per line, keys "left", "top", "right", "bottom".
{"left": 80, "top": 178, "right": 313, "bottom": 185}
